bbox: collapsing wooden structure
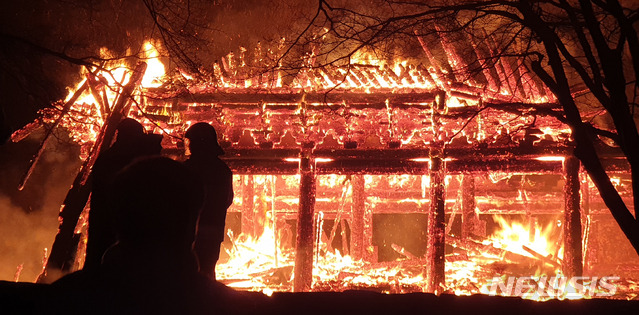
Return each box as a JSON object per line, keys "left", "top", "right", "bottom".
{"left": 24, "top": 36, "right": 633, "bottom": 293}
{"left": 134, "top": 45, "right": 583, "bottom": 292}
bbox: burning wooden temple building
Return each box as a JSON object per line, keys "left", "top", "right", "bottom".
{"left": 19, "top": 37, "right": 636, "bottom": 299}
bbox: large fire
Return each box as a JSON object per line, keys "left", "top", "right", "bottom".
{"left": 213, "top": 175, "right": 559, "bottom": 297}
{"left": 15, "top": 39, "right": 639, "bottom": 301}
{"left": 489, "top": 216, "right": 560, "bottom": 262}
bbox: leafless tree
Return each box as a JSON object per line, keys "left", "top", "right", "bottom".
{"left": 282, "top": 0, "right": 639, "bottom": 254}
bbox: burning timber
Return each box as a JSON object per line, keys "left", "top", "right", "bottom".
{"left": 18, "top": 40, "right": 637, "bottom": 299}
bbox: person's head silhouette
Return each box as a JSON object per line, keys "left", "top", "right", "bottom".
{"left": 185, "top": 122, "right": 224, "bottom": 156}
{"left": 114, "top": 118, "right": 145, "bottom": 144}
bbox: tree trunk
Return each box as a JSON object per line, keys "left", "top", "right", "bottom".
{"left": 520, "top": 1, "right": 639, "bottom": 255}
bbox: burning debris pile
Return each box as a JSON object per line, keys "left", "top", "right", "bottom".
{"left": 213, "top": 173, "right": 636, "bottom": 300}
{"left": 15, "top": 36, "right": 637, "bottom": 300}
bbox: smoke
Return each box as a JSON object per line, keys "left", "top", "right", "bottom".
{"left": 0, "top": 129, "right": 81, "bottom": 282}
{"left": 0, "top": 196, "right": 54, "bottom": 281}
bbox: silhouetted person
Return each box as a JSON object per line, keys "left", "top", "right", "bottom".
{"left": 183, "top": 122, "right": 234, "bottom": 280}
{"left": 85, "top": 118, "right": 162, "bottom": 270}
{"left": 50, "top": 157, "right": 240, "bottom": 314}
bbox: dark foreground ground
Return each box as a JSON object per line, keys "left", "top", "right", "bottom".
{"left": 2, "top": 280, "right": 638, "bottom": 315}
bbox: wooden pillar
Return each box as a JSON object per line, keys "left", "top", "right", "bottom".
{"left": 294, "top": 151, "right": 316, "bottom": 292}
{"left": 241, "top": 175, "right": 256, "bottom": 237}
{"left": 426, "top": 91, "right": 446, "bottom": 293}
{"left": 461, "top": 174, "right": 476, "bottom": 239}
{"left": 581, "top": 172, "right": 590, "bottom": 216}
{"left": 350, "top": 175, "right": 366, "bottom": 260}
{"left": 426, "top": 155, "right": 446, "bottom": 293}
{"left": 580, "top": 172, "right": 591, "bottom": 274}
{"left": 271, "top": 175, "right": 279, "bottom": 267}
{"left": 563, "top": 156, "right": 583, "bottom": 277}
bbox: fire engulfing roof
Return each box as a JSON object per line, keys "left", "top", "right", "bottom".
{"left": 15, "top": 39, "right": 574, "bottom": 174}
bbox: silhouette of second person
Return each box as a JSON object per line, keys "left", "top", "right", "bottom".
{"left": 183, "top": 122, "right": 234, "bottom": 280}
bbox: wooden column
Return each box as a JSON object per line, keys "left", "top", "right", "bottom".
{"left": 293, "top": 151, "right": 316, "bottom": 292}
{"left": 580, "top": 172, "right": 591, "bottom": 274}
{"left": 241, "top": 175, "right": 256, "bottom": 237}
{"left": 426, "top": 91, "right": 446, "bottom": 293}
{"left": 461, "top": 174, "right": 476, "bottom": 239}
{"left": 350, "top": 175, "right": 366, "bottom": 260}
{"left": 563, "top": 156, "right": 583, "bottom": 277}
{"left": 271, "top": 175, "right": 279, "bottom": 267}
{"left": 426, "top": 155, "right": 446, "bottom": 293}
